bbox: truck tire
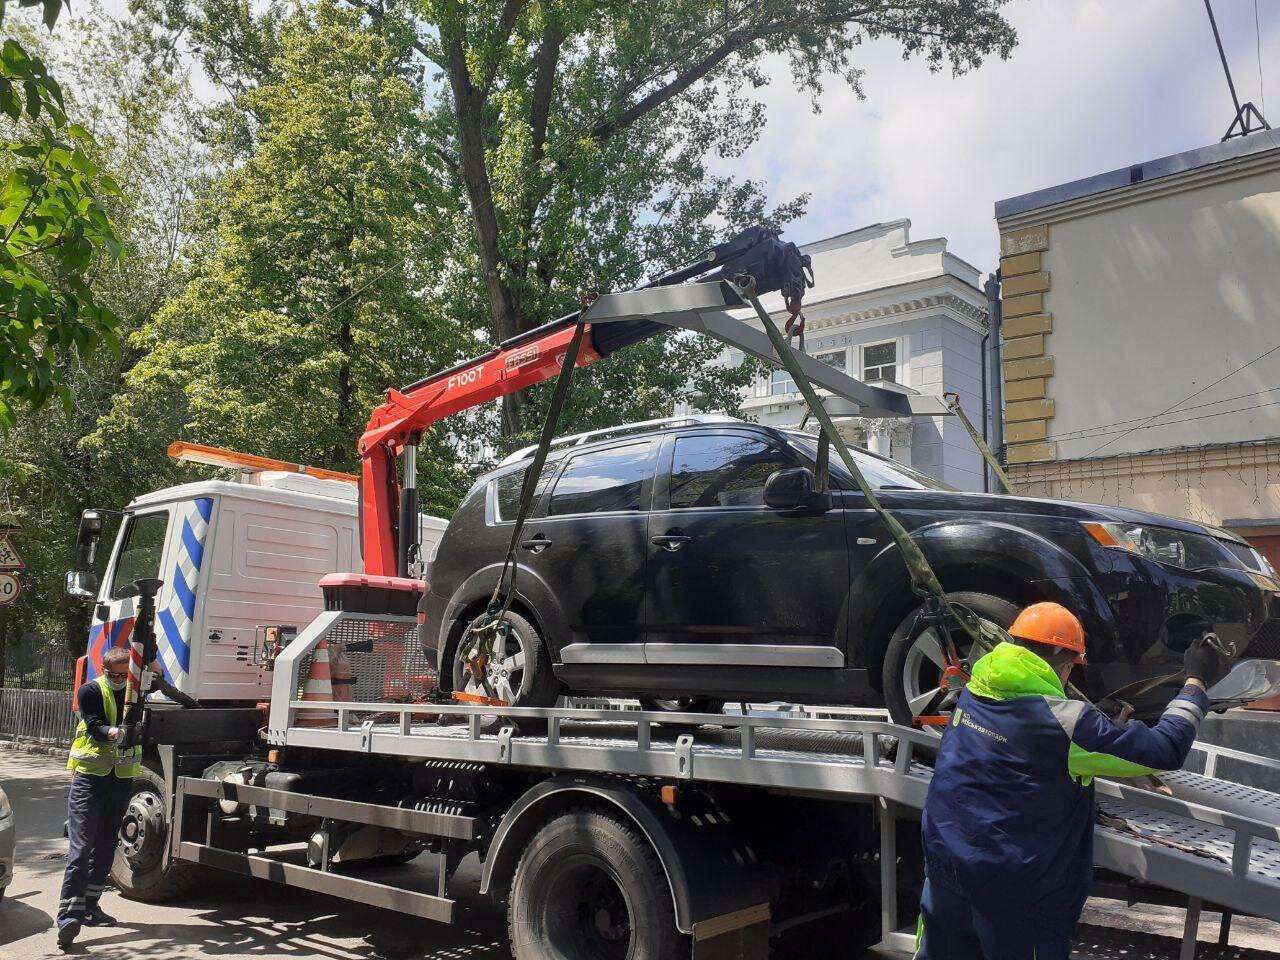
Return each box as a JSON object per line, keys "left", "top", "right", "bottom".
{"left": 111, "top": 764, "right": 199, "bottom": 903}
{"left": 508, "top": 808, "right": 687, "bottom": 960}
{"left": 452, "top": 609, "right": 560, "bottom": 709}
{"left": 882, "top": 592, "right": 1019, "bottom": 729}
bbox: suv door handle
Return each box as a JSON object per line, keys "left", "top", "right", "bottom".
{"left": 651, "top": 533, "right": 692, "bottom": 552}
{"left": 520, "top": 535, "right": 552, "bottom": 553}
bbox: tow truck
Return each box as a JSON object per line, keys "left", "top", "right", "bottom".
{"left": 67, "top": 229, "right": 1280, "bottom": 958}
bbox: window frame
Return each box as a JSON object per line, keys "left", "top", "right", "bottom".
{"left": 653, "top": 429, "right": 798, "bottom": 513}
{"left": 104, "top": 509, "right": 171, "bottom": 602}
{"left": 487, "top": 457, "right": 563, "bottom": 525}
{"left": 540, "top": 439, "right": 658, "bottom": 520}
{"left": 814, "top": 347, "right": 848, "bottom": 374}
{"left": 860, "top": 338, "right": 899, "bottom": 384}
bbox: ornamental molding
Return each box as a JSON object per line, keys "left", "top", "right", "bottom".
{"left": 805, "top": 292, "right": 987, "bottom": 334}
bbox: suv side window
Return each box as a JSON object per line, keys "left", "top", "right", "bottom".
{"left": 494, "top": 465, "right": 554, "bottom": 522}
{"left": 109, "top": 511, "right": 169, "bottom": 600}
{"left": 547, "top": 441, "right": 653, "bottom": 516}
{"left": 669, "top": 434, "right": 792, "bottom": 509}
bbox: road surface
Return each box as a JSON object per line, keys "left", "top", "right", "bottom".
{"left": 2, "top": 747, "right": 1278, "bottom": 959}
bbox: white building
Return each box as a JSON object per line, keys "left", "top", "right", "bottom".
{"left": 682, "top": 220, "right": 992, "bottom": 491}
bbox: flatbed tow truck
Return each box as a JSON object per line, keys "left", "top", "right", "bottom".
{"left": 77, "top": 229, "right": 1280, "bottom": 959}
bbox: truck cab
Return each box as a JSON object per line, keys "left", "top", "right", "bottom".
{"left": 68, "top": 468, "right": 447, "bottom": 703}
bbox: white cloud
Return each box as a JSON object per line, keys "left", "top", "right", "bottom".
{"left": 727, "top": 0, "right": 1280, "bottom": 272}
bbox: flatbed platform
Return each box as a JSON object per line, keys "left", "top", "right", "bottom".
{"left": 270, "top": 699, "right": 1280, "bottom": 928}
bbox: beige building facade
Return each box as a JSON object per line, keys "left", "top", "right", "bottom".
{"left": 992, "top": 130, "right": 1280, "bottom": 560}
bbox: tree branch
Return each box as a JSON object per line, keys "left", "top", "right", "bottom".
{"left": 528, "top": 17, "right": 563, "bottom": 164}
{"left": 477, "top": 0, "right": 525, "bottom": 96}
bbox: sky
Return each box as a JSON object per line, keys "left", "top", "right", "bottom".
{"left": 722, "top": 0, "right": 1280, "bottom": 272}
{"left": 92, "top": 0, "right": 1280, "bottom": 274}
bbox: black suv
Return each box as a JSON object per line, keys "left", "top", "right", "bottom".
{"left": 422, "top": 416, "right": 1280, "bottom": 723}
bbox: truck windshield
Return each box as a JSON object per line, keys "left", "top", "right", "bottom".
{"left": 782, "top": 432, "right": 953, "bottom": 492}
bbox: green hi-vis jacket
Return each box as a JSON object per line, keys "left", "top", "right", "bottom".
{"left": 922, "top": 642, "right": 1208, "bottom": 920}
{"left": 67, "top": 675, "right": 142, "bottom": 778}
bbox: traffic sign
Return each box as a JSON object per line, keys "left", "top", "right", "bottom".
{"left": 0, "top": 534, "right": 23, "bottom": 570}
{"left": 0, "top": 572, "right": 20, "bottom": 605}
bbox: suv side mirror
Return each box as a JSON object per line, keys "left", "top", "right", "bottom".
{"left": 764, "top": 467, "right": 832, "bottom": 514}
{"left": 66, "top": 569, "right": 99, "bottom": 602}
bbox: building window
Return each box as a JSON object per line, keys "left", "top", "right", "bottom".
{"left": 862, "top": 341, "right": 897, "bottom": 383}
{"left": 816, "top": 348, "right": 846, "bottom": 372}
{"left": 770, "top": 368, "right": 795, "bottom": 395}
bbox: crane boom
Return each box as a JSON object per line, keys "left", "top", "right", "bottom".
{"left": 357, "top": 228, "right": 949, "bottom": 578}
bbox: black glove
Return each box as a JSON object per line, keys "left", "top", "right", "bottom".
{"left": 1183, "top": 636, "right": 1228, "bottom": 687}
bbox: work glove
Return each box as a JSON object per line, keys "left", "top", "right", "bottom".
{"left": 1183, "top": 636, "right": 1228, "bottom": 688}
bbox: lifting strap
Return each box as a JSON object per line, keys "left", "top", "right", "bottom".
{"left": 942, "top": 391, "right": 1014, "bottom": 495}
{"left": 458, "top": 320, "right": 588, "bottom": 701}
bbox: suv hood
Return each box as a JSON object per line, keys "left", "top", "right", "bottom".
{"left": 898, "top": 489, "right": 1247, "bottom": 545}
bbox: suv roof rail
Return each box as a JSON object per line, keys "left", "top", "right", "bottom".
{"left": 497, "top": 414, "right": 743, "bottom": 467}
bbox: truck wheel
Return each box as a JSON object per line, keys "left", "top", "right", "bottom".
{"left": 112, "top": 765, "right": 199, "bottom": 902}
{"left": 882, "top": 592, "right": 1019, "bottom": 729}
{"left": 508, "top": 808, "right": 687, "bottom": 960}
{"left": 452, "top": 609, "right": 559, "bottom": 708}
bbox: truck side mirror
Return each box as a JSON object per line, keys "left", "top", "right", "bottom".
{"left": 764, "top": 467, "right": 831, "bottom": 514}
{"left": 74, "top": 509, "right": 104, "bottom": 572}
{"left": 65, "top": 569, "right": 99, "bottom": 602}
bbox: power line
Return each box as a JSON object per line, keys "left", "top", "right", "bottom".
{"left": 1080, "top": 341, "right": 1280, "bottom": 458}
{"left": 1057, "top": 398, "right": 1280, "bottom": 446}
{"left": 1042, "top": 385, "right": 1280, "bottom": 444}
{"left": 1256, "top": 0, "right": 1267, "bottom": 121}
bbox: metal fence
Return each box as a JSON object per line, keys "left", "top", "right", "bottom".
{"left": 0, "top": 686, "right": 75, "bottom": 746}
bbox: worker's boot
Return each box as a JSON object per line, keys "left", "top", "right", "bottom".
{"left": 83, "top": 904, "right": 119, "bottom": 927}
{"left": 56, "top": 918, "right": 81, "bottom": 947}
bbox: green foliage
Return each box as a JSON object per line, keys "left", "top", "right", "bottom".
{"left": 0, "top": 7, "right": 201, "bottom": 663}
{"left": 93, "top": 0, "right": 474, "bottom": 512}
{"left": 0, "top": 13, "right": 125, "bottom": 427}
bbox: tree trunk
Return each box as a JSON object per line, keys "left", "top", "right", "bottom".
{"left": 335, "top": 191, "right": 356, "bottom": 466}
{"left": 442, "top": 28, "right": 527, "bottom": 439}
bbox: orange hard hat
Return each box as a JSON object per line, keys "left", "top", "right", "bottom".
{"left": 1008, "top": 602, "right": 1087, "bottom": 664}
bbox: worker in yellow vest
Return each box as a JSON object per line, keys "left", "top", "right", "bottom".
{"left": 56, "top": 646, "right": 142, "bottom": 947}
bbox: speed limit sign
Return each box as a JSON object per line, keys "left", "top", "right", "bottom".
{"left": 0, "top": 572, "right": 20, "bottom": 605}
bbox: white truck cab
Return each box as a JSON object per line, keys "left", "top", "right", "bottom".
{"left": 71, "top": 467, "right": 446, "bottom": 703}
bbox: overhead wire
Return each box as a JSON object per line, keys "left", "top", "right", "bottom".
{"left": 1041, "top": 385, "right": 1280, "bottom": 444}
{"left": 1256, "top": 0, "right": 1267, "bottom": 120}
{"left": 1080, "top": 341, "right": 1280, "bottom": 458}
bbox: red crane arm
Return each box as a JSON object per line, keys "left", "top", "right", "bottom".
{"left": 358, "top": 320, "right": 601, "bottom": 576}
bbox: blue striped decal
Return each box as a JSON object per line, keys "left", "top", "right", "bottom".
{"left": 181, "top": 520, "right": 204, "bottom": 571}
{"left": 158, "top": 609, "right": 189, "bottom": 674}
{"left": 173, "top": 566, "right": 196, "bottom": 620}
{"left": 195, "top": 497, "right": 212, "bottom": 522}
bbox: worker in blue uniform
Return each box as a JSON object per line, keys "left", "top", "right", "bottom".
{"left": 57, "top": 646, "right": 142, "bottom": 948}
{"left": 915, "top": 602, "right": 1226, "bottom": 960}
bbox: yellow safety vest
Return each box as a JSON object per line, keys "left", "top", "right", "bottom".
{"left": 67, "top": 675, "right": 142, "bottom": 778}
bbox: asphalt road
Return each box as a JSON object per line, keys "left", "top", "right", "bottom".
{"left": 3, "top": 748, "right": 1279, "bottom": 960}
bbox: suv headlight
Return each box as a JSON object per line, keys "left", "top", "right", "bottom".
{"left": 1082, "top": 521, "right": 1239, "bottom": 571}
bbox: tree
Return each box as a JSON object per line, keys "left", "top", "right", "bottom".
{"left": 92, "top": 0, "right": 474, "bottom": 510}
{"left": 0, "top": 5, "right": 200, "bottom": 678}
{"left": 0, "top": 1, "right": 124, "bottom": 427}
{"left": 132, "top": 0, "right": 1016, "bottom": 448}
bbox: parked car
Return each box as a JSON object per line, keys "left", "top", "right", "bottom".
{"left": 421, "top": 415, "right": 1280, "bottom": 724}
{"left": 0, "top": 782, "right": 13, "bottom": 902}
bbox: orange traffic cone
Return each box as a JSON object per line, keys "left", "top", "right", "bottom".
{"left": 296, "top": 642, "right": 338, "bottom": 727}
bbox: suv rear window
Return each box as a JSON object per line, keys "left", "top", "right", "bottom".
{"left": 547, "top": 442, "right": 652, "bottom": 516}
{"left": 669, "top": 435, "right": 791, "bottom": 509}
{"left": 494, "top": 467, "right": 553, "bottom": 522}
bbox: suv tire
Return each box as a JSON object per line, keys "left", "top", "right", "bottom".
{"left": 450, "top": 609, "right": 560, "bottom": 708}
{"left": 882, "top": 592, "right": 1020, "bottom": 728}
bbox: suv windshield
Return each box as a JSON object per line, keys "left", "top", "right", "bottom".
{"left": 782, "top": 431, "right": 953, "bottom": 491}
